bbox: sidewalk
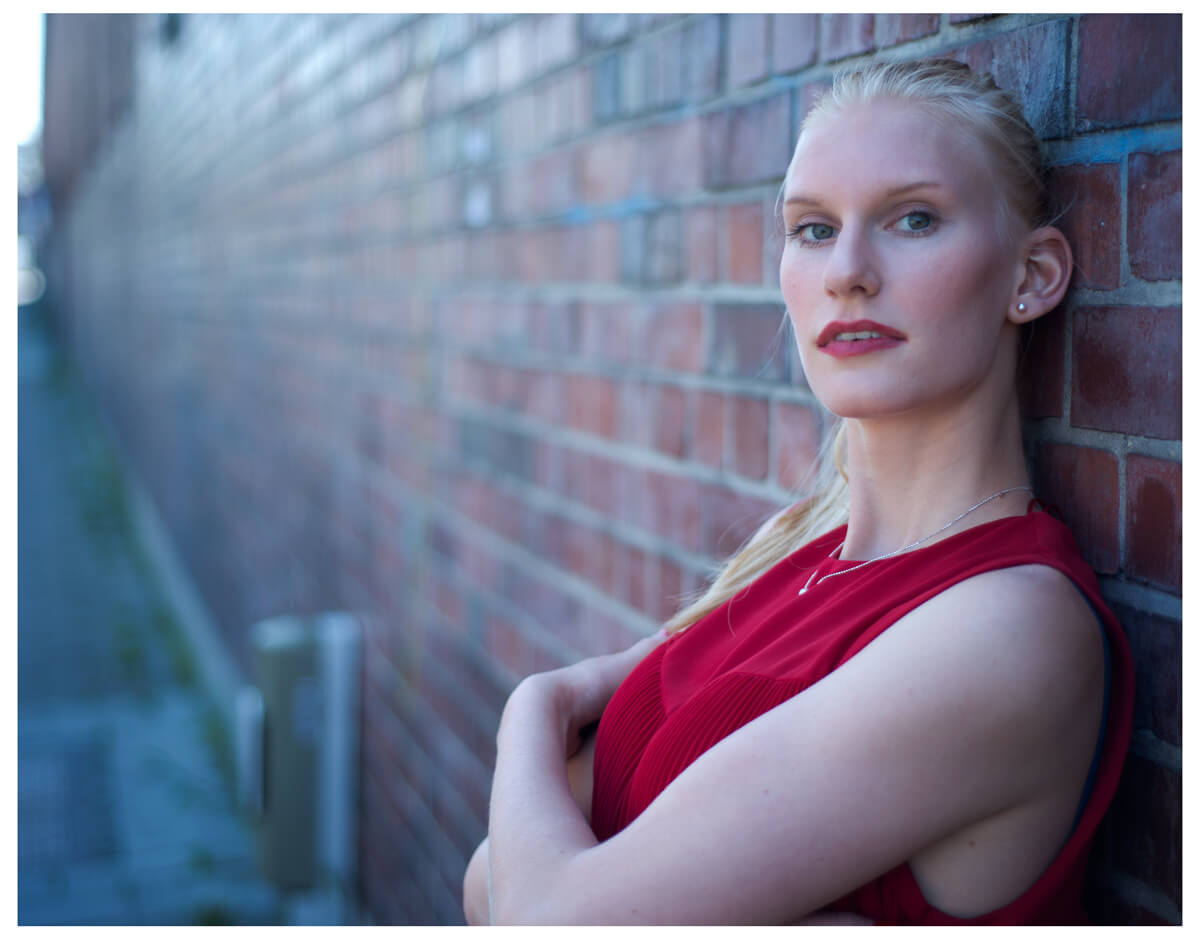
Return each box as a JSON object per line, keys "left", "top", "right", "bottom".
{"left": 18, "top": 302, "right": 283, "bottom": 925}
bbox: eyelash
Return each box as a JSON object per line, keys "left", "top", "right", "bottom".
{"left": 785, "top": 211, "right": 939, "bottom": 246}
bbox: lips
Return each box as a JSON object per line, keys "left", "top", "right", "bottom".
{"left": 817, "top": 319, "right": 907, "bottom": 347}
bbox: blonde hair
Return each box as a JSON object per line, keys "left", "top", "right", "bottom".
{"left": 665, "top": 58, "right": 1046, "bottom": 634}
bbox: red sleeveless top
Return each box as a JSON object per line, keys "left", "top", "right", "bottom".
{"left": 590, "top": 507, "right": 1133, "bottom": 924}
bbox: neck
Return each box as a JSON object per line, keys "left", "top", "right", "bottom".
{"left": 839, "top": 390, "right": 1032, "bottom": 561}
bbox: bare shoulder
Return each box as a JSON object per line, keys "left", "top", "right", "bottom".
{"left": 894, "top": 562, "right": 1105, "bottom": 740}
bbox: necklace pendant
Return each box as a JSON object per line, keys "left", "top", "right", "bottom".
{"left": 798, "top": 586, "right": 809, "bottom": 596}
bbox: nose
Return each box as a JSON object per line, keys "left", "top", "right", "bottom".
{"left": 822, "top": 226, "right": 881, "bottom": 298}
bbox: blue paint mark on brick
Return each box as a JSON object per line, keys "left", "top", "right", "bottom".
{"left": 1044, "top": 125, "right": 1181, "bottom": 166}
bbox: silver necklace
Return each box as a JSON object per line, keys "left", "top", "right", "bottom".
{"left": 797, "top": 485, "right": 1032, "bottom": 596}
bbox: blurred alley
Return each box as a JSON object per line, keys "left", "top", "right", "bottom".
{"left": 18, "top": 301, "right": 282, "bottom": 925}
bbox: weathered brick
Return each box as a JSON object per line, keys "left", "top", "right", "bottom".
{"left": 875, "top": 13, "right": 939, "bottom": 48}
{"left": 772, "top": 14, "right": 818, "bottom": 75}
{"left": 771, "top": 400, "right": 822, "bottom": 491}
{"left": 948, "top": 13, "right": 994, "bottom": 24}
{"left": 710, "top": 303, "right": 790, "bottom": 381}
{"left": 1031, "top": 443, "right": 1119, "bottom": 573}
{"left": 725, "top": 201, "right": 765, "bottom": 286}
{"left": 703, "top": 92, "right": 792, "bottom": 189}
{"left": 820, "top": 13, "right": 874, "bottom": 62}
{"left": 1111, "top": 601, "right": 1181, "bottom": 747}
{"left": 1016, "top": 308, "right": 1066, "bottom": 420}
{"left": 1127, "top": 151, "right": 1182, "bottom": 282}
{"left": 1070, "top": 306, "right": 1181, "bottom": 440}
{"left": 726, "top": 14, "right": 769, "bottom": 89}
{"left": 1124, "top": 455, "right": 1181, "bottom": 593}
{"left": 1108, "top": 755, "right": 1182, "bottom": 909}
{"left": 1077, "top": 14, "right": 1182, "bottom": 130}
{"left": 947, "top": 19, "right": 1071, "bottom": 138}
{"left": 1045, "top": 162, "right": 1122, "bottom": 291}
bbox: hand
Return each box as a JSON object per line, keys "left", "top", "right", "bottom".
{"left": 519, "top": 628, "right": 670, "bottom": 757}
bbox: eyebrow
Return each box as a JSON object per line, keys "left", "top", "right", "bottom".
{"left": 783, "top": 181, "right": 945, "bottom": 207}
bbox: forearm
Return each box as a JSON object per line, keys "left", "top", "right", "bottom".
{"left": 462, "top": 838, "right": 489, "bottom": 925}
{"left": 487, "top": 677, "right": 597, "bottom": 924}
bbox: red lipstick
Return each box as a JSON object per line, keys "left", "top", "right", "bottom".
{"left": 817, "top": 319, "right": 906, "bottom": 358}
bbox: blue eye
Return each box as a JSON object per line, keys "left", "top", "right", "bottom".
{"left": 896, "top": 212, "right": 934, "bottom": 233}
{"left": 789, "top": 222, "right": 837, "bottom": 243}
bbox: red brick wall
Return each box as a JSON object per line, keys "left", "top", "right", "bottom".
{"left": 45, "top": 13, "right": 1181, "bottom": 924}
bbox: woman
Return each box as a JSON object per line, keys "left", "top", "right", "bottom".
{"left": 463, "top": 59, "right": 1132, "bottom": 925}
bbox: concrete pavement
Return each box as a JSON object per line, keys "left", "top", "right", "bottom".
{"left": 18, "top": 301, "right": 284, "bottom": 925}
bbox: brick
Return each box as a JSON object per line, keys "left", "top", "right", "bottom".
{"left": 1071, "top": 306, "right": 1181, "bottom": 440}
{"left": 1031, "top": 444, "right": 1119, "bottom": 573}
{"left": 948, "top": 19, "right": 1071, "bottom": 138}
{"left": 875, "top": 13, "right": 939, "bottom": 48}
{"left": 1124, "top": 455, "right": 1181, "bottom": 593}
{"left": 772, "top": 14, "right": 818, "bottom": 75}
{"left": 771, "top": 400, "right": 822, "bottom": 490}
{"left": 646, "top": 27, "right": 683, "bottom": 109}
{"left": 948, "top": 13, "right": 994, "bottom": 24}
{"left": 690, "top": 389, "right": 726, "bottom": 469}
{"left": 591, "top": 52, "right": 621, "bottom": 124}
{"left": 581, "top": 13, "right": 630, "bottom": 47}
{"left": 685, "top": 204, "right": 719, "bottom": 284}
{"left": 582, "top": 220, "right": 621, "bottom": 283}
{"left": 1077, "top": 14, "right": 1181, "bottom": 130}
{"left": 643, "top": 118, "right": 703, "bottom": 198}
{"left": 577, "top": 299, "right": 625, "bottom": 361}
{"left": 644, "top": 210, "right": 684, "bottom": 286}
{"left": 796, "top": 79, "right": 833, "bottom": 127}
{"left": 729, "top": 395, "right": 770, "bottom": 481}
{"left": 1111, "top": 601, "right": 1180, "bottom": 747}
{"left": 698, "top": 482, "right": 781, "bottom": 557}
{"left": 820, "top": 13, "right": 874, "bottom": 62}
{"left": 726, "top": 201, "right": 765, "bottom": 286}
{"left": 620, "top": 44, "right": 648, "bottom": 116}
{"left": 726, "top": 14, "right": 769, "bottom": 89}
{"left": 1016, "top": 306, "right": 1066, "bottom": 419}
{"left": 651, "top": 557, "right": 683, "bottom": 622}
{"left": 576, "top": 132, "right": 635, "bottom": 204}
{"left": 641, "top": 302, "right": 705, "bottom": 373}
{"left": 710, "top": 303, "right": 790, "bottom": 381}
{"left": 682, "top": 15, "right": 721, "bottom": 102}
{"left": 1045, "top": 163, "right": 1121, "bottom": 291}
{"left": 1127, "top": 151, "right": 1182, "bottom": 282}
{"left": 566, "top": 374, "right": 619, "bottom": 439}
{"left": 703, "top": 92, "right": 792, "bottom": 189}
{"left": 1108, "top": 755, "right": 1182, "bottom": 909}
{"left": 651, "top": 384, "right": 687, "bottom": 458}
{"left": 640, "top": 470, "right": 702, "bottom": 551}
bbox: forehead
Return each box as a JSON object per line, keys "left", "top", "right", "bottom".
{"left": 784, "top": 99, "right": 995, "bottom": 202}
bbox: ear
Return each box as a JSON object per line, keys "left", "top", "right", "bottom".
{"left": 1008, "top": 226, "right": 1073, "bottom": 325}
